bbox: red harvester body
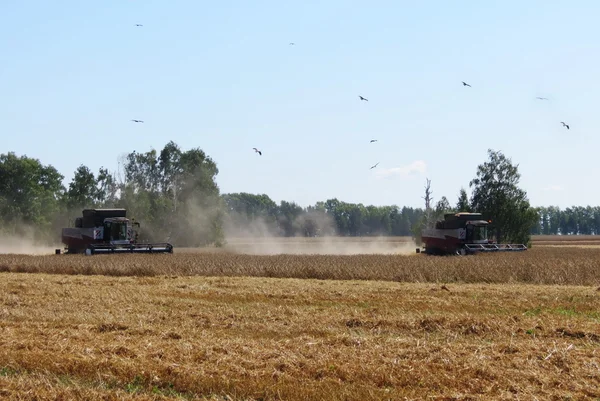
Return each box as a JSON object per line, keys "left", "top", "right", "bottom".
{"left": 417, "top": 212, "right": 527, "bottom": 255}
{"left": 57, "top": 208, "right": 173, "bottom": 255}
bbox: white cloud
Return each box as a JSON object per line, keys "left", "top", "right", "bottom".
{"left": 374, "top": 160, "right": 427, "bottom": 179}
{"left": 543, "top": 185, "right": 564, "bottom": 191}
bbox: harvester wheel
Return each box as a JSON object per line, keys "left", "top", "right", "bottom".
{"left": 55, "top": 249, "right": 61, "bottom": 255}
{"left": 458, "top": 248, "right": 467, "bottom": 256}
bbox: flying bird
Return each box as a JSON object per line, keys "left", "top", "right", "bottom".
{"left": 131, "top": 119, "right": 144, "bottom": 123}
{"left": 370, "top": 139, "right": 377, "bottom": 143}
{"left": 289, "top": 42, "right": 295, "bottom": 45}
{"left": 536, "top": 97, "right": 549, "bottom": 100}
{"left": 560, "top": 122, "right": 570, "bottom": 129}
{"left": 462, "top": 81, "right": 471, "bottom": 87}
{"left": 253, "top": 147, "right": 262, "bottom": 156}
{"left": 359, "top": 95, "right": 368, "bottom": 101}
{"left": 135, "top": 24, "right": 143, "bottom": 27}
{"left": 370, "top": 162, "right": 379, "bottom": 169}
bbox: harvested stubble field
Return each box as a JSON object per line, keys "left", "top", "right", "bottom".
{"left": 1, "top": 273, "right": 600, "bottom": 400}
{"left": 1, "top": 241, "right": 600, "bottom": 400}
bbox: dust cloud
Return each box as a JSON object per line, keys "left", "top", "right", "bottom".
{"left": 224, "top": 215, "right": 285, "bottom": 239}
{"left": 221, "top": 236, "right": 418, "bottom": 255}
{"left": 0, "top": 234, "right": 60, "bottom": 255}
{"left": 222, "top": 214, "right": 418, "bottom": 255}
{"left": 0, "top": 204, "right": 418, "bottom": 256}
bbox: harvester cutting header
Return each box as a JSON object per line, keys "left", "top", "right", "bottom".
{"left": 418, "top": 212, "right": 527, "bottom": 255}
{"left": 57, "top": 208, "right": 173, "bottom": 255}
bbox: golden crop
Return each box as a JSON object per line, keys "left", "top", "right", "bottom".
{"left": 1, "top": 245, "right": 600, "bottom": 286}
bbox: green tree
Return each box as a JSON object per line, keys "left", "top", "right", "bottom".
{"left": 66, "top": 165, "right": 98, "bottom": 209}
{"left": 469, "top": 149, "right": 537, "bottom": 245}
{"left": 324, "top": 198, "right": 347, "bottom": 235}
{"left": 347, "top": 203, "right": 367, "bottom": 236}
{"left": 455, "top": 188, "right": 470, "bottom": 212}
{"left": 0, "top": 152, "right": 65, "bottom": 237}
{"left": 118, "top": 142, "right": 224, "bottom": 247}
{"left": 278, "top": 200, "right": 304, "bottom": 236}
{"left": 221, "top": 192, "right": 279, "bottom": 236}
{"left": 434, "top": 196, "right": 453, "bottom": 220}
{"left": 530, "top": 207, "right": 543, "bottom": 235}
{"left": 96, "top": 167, "right": 119, "bottom": 207}
{"left": 593, "top": 207, "right": 600, "bottom": 235}
{"left": 547, "top": 206, "right": 560, "bottom": 235}
{"left": 302, "top": 201, "right": 335, "bottom": 237}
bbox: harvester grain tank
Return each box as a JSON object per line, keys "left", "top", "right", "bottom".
{"left": 57, "top": 208, "right": 173, "bottom": 255}
{"left": 417, "top": 212, "right": 527, "bottom": 255}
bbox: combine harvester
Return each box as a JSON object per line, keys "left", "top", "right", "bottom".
{"left": 56, "top": 208, "right": 174, "bottom": 255}
{"left": 417, "top": 212, "right": 527, "bottom": 255}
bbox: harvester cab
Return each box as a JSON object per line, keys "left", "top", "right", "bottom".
{"left": 57, "top": 208, "right": 173, "bottom": 255}
{"left": 96, "top": 217, "right": 137, "bottom": 245}
{"left": 418, "top": 212, "right": 527, "bottom": 255}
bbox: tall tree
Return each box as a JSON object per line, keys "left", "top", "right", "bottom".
{"left": 422, "top": 178, "right": 433, "bottom": 212}
{"left": 302, "top": 201, "right": 335, "bottom": 237}
{"left": 118, "top": 142, "right": 224, "bottom": 246}
{"left": 413, "top": 178, "right": 434, "bottom": 243}
{"left": 222, "top": 192, "right": 279, "bottom": 236}
{"left": 469, "top": 149, "right": 537, "bottom": 244}
{"left": 66, "top": 165, "right": 98, "bottom": 209}
{"left": 0, "top": 152, "right": 65, "bottom": 236}
{"left": 96, "top": 167, "right": 119, "bottom": 207}
{"left": 278, "top": 200, "right": 304, "bottom": 236}
{"left": 456, "top": 188, "right": 470, "bottom": 212}
{"left": 434, "top": 196, "right": 453, "bottom": 220}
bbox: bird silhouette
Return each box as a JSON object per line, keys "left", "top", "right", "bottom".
{"left": 462, "top": 81, "right": 471, "bottom": 87}
{"left": 131, "top": 119, "right": 144, "bottom": 123}
{"left": 370, "top": 162, "right": 379, "bottom": 169}
{"left": 536, "top": 97, "right": 549, "bottom": 100}
{"left": 253, "top": 148, "right": 262, "bottom": 156}
{"left": 135, "top": 24, "right": 143, "bottom": 27}
{"left": 359, "top": 95, "right": 368, "bottom": 101}
{"left": 560, "top": 122, "right": 570, "bottom": 129}
{"left": 289, "top": 42, "right": 295, "bottom": 45}
{"left": 370, "top": 139, "right": 377, "bottom": 143}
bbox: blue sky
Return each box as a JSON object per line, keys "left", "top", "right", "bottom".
{"left": 1, "top": 1, "right": 599, "bottom": 209}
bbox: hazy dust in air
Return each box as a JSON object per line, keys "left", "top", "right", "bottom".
{"left": 0, "top": 234, "right": 60, "bottom": 255}
{"left": 221, "top": 237, "right": 419, "bottom": 255}
{"left": 221, "top": 215, "right": 418, "bottom": 255}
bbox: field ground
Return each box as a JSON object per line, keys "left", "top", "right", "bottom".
{"left": 1, "top": 274, "right": 599, "bottom": 400}
{"left": 1, "top": 236, "right": 600, "bottom": 400}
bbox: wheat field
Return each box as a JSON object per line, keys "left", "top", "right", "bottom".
{"left": 1, "top": 237, "right": 600, "bottom": 400}
{"left": 2, "top": 246, "right": 600, "bottom": 286}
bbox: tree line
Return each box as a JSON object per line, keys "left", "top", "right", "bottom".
{"left": 0, "top": 141, "right": 224, "bottom": 247}
{"left": 532, "top": 206, "right": 600, "bottom": 235}
{"left": 0, "top": 142, "right": 589, "bottom": 248}
{"left": 221, "top": 193, "right": 425, "bottom": 238}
